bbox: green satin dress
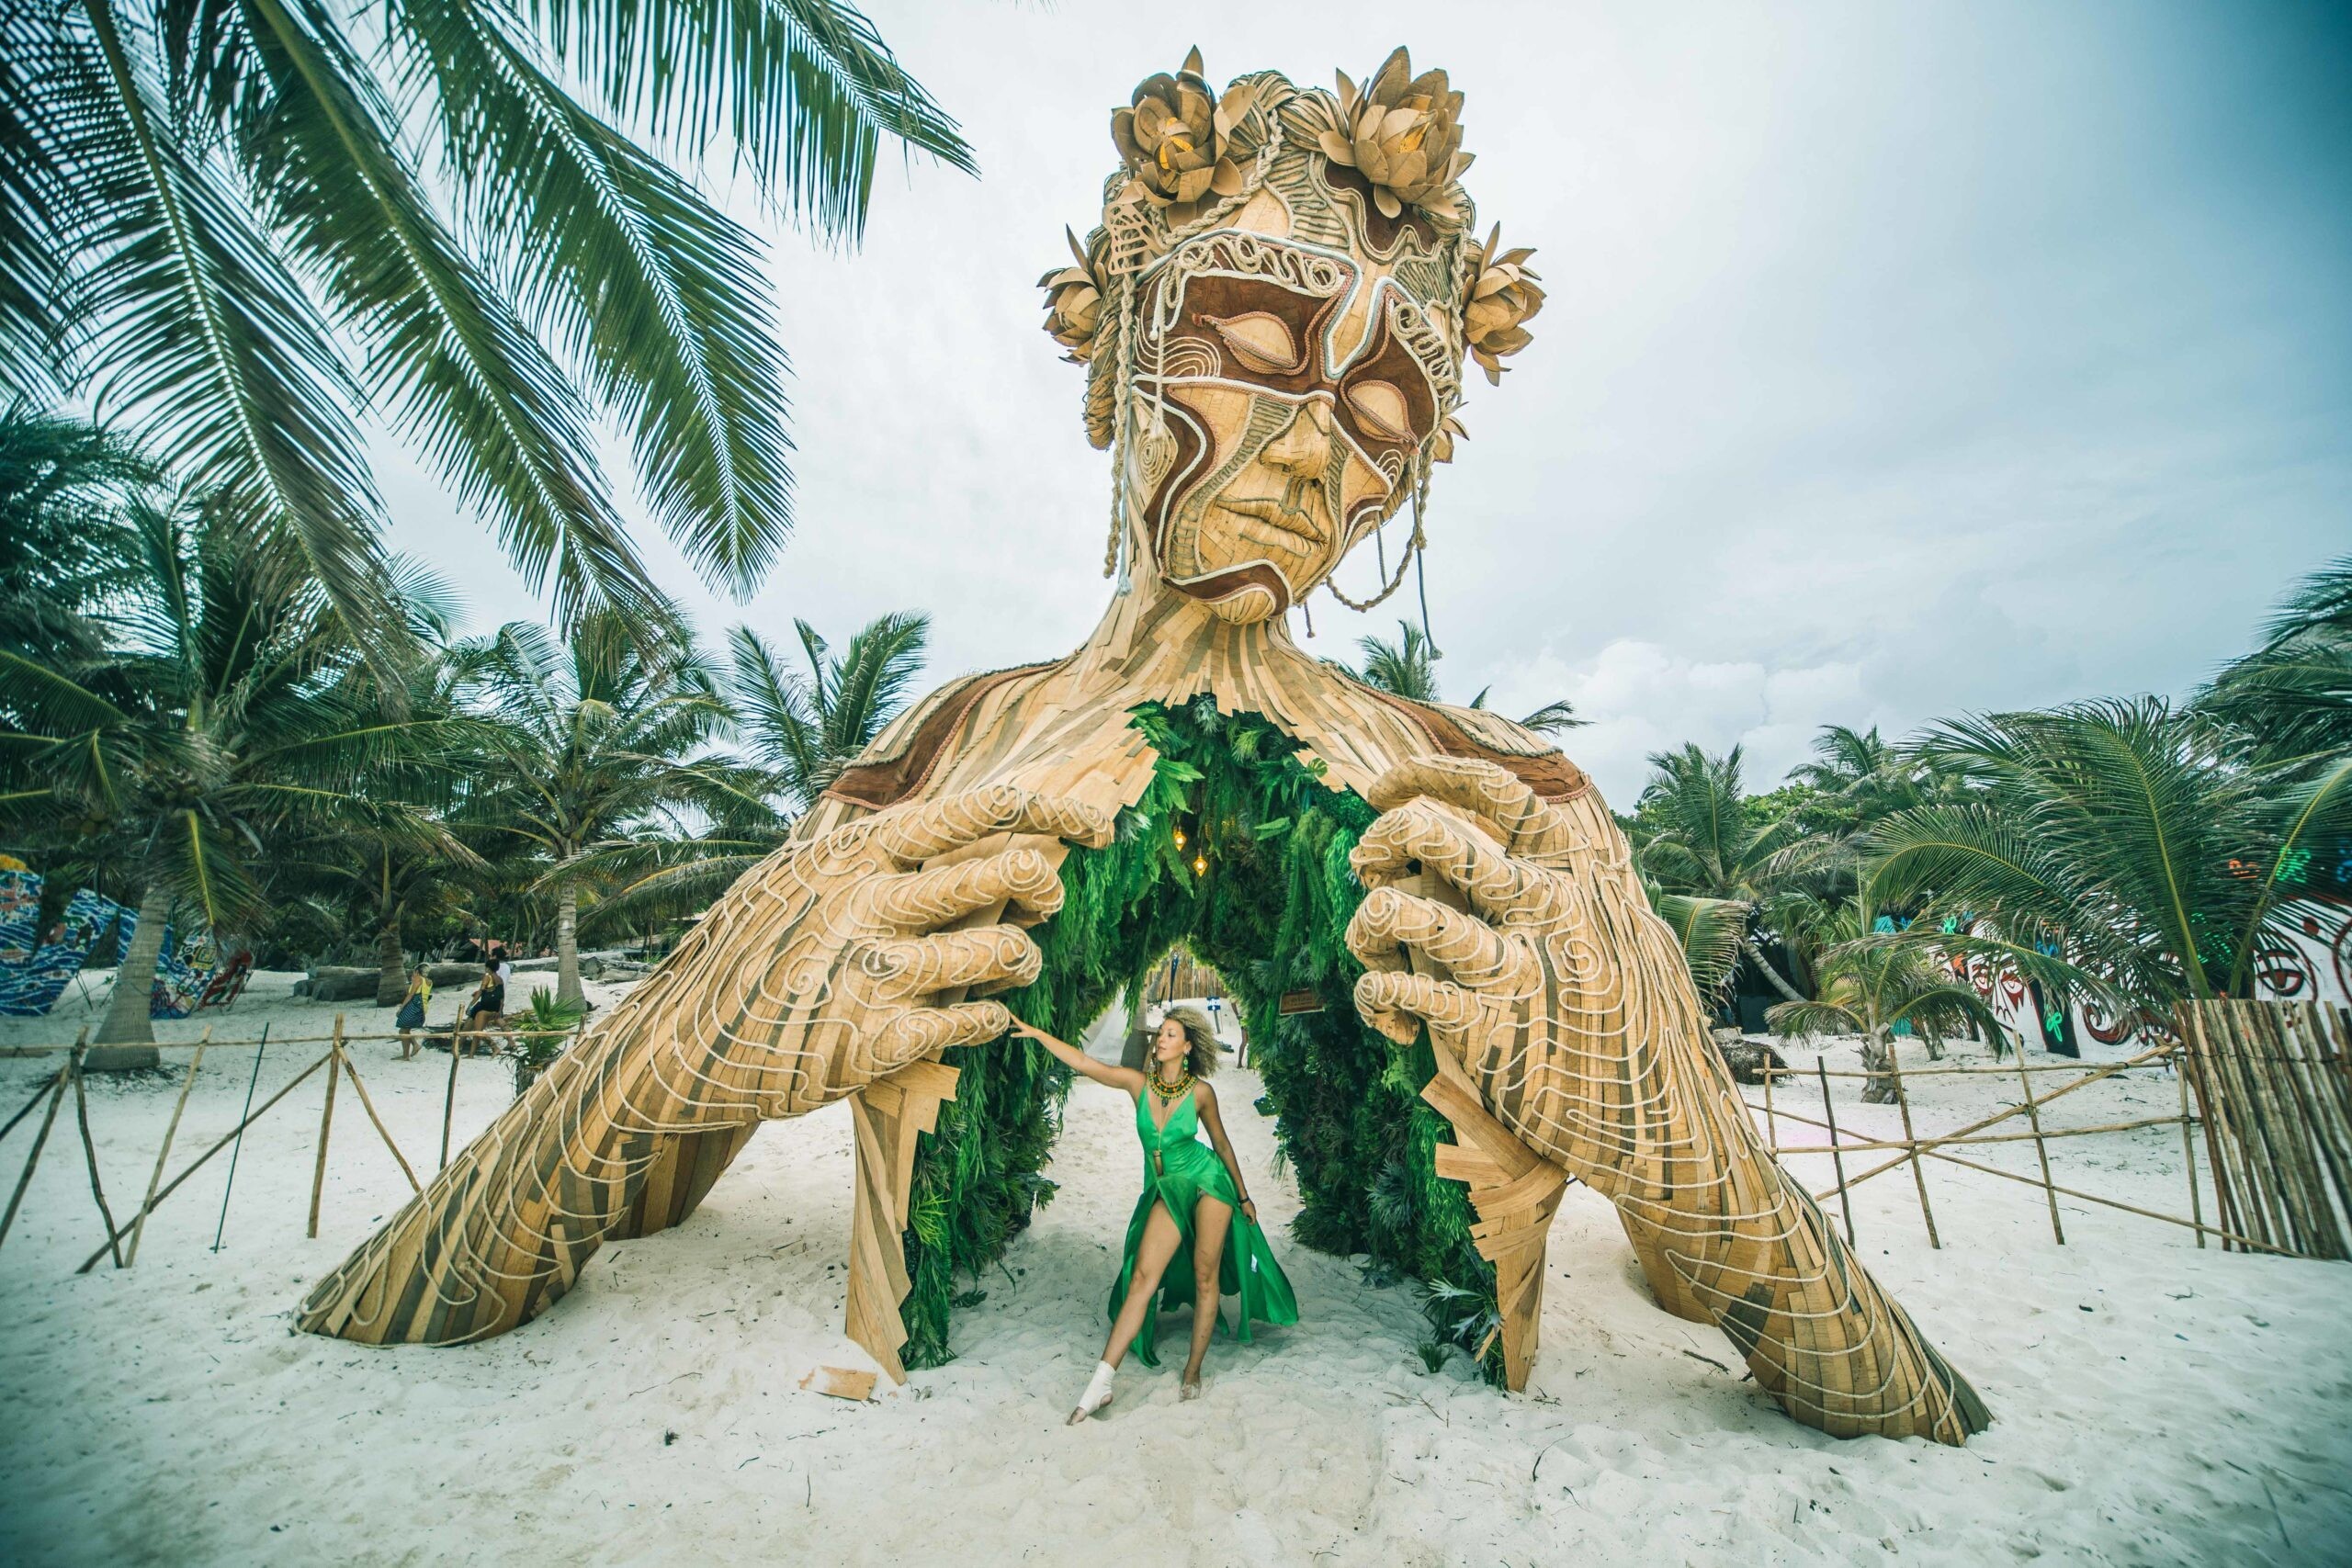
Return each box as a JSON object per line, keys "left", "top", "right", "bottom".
{"left": 1107, "top": 1084, "right": 1298, "bottom": 1367}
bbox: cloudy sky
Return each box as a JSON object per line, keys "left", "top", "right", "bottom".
{"left": 375, "top": 0, "right": 2351, "bottom": 804}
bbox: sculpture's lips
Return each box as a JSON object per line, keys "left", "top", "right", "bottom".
{"left": 1216, "top": 496, "right": 1323, "bottom": 550}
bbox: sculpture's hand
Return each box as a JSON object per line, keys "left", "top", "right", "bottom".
{"left": 1342, "top": 756, "right": 1989, "bottom": 1444}
{"left": 1342, "top": 755, "right": 1614, "bottom": 1165}
{"left": 622, "top": 784, "right": 1114, "bottom": 1117}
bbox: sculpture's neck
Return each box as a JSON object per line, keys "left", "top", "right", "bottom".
{"left": 1069, "top": 557, "right": 1307, "bottom": 693}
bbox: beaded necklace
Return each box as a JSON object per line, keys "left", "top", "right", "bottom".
{"left": 1148, "top": 1061, "right": 1195, "bottom": 1100}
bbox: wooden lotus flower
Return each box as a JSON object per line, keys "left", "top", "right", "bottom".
{"left": 1038, "top": 227, "right": 1108, "bottom": 362}
{"left": 1111, "top": 47, "right": 1261, "bottom": 226}
{"left": 1321, "top": 47, "right": 1471, "bottom": 222}
{"left": 1463, "top": 225, "right": 1544, "bottom": 385}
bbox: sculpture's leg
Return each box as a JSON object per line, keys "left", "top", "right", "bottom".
{"left": 843, "top": 1059, "right": 961, "bottom": 1382}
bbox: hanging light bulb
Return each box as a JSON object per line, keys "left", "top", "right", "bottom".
{"left": 1193, "top": 852, "right": 1208, "bottom": 877}
{"left": 1172, "top": 826, "right": 1186, "bottom": 850}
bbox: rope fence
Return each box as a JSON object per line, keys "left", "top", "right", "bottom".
{"left": 0, "top": 1017, "right": 587, "bottom": 1273}
{"left": 1750, "top": 1000, "right": 2352, "bottom": 1265}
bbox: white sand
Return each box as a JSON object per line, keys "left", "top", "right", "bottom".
{"left": 2, "top": 973, "right": 2347, "bottom": 1565}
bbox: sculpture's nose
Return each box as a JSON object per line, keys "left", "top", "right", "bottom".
{"left": 1261, "top": 399, "right": 1334, "bottom": 479}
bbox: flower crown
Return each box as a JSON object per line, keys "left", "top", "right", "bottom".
{"left": 1040, "top": 47, "right": 1544, "bottom": 455}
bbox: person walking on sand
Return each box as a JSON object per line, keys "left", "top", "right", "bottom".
{"left": 458, "top": 960, "right": 504, "bottom": 1057}
{"left": 393, "top": 964, "right": 433, "bottom": 1059}
{"left": 1009, "top": 1006, "right": 1296, "bottom": 1422}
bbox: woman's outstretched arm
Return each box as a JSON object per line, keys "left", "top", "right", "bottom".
{"left": 1192, "top": 1082, "right": 1259, "bottom": 1224}
{"left": 1008, "top": 1019, "right": 1146, "bottom": 1093}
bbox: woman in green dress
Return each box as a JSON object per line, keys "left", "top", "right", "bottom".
{"left": 1010, "top": 1006, "right": 1297, "bottom": 1422}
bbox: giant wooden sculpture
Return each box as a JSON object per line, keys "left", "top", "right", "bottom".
{"left": 300, "top": 51, "right": 1988, "bottom": 1445}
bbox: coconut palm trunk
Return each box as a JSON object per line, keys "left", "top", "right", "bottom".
{"left": 1859, "top": 1026, "right": 1896, "bottom": 1105}
{"left": 1743, "top": 935, "right": 1808, "bottom": 1004}
{"left": 556, "top": 884, "right": 584, "bottom": 1010}
{"left": 89, "top": 883, "right": 173, "bottom": 1069}
{"left": 374, "top": 921, "right": 407, "bottom": 1007}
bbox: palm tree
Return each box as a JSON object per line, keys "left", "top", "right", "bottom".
{"left": 1767, "top": 894, "right": 2008, "bottom": 1103}
{"left": 0, "top": 492, "right": 468, "bottom": 1066}
{"left": 456, "top": 611, "right": 735, "bottom": 1008}
{"left": 2199, "top": 555, "right": 2352, "bottom": 770}
{"left": 1351, "top": 620, "right": 1583, "bottom": 734}
{"left": 578, "top": 611, "right": 933, "bottom": 937}
{"left": 1867, "top": 698, "right": 2352, "bottom": 1019}
{"left": 729, "top": 612, "right": 930, "bottom": 814}
{"left": 0, "top": 406, "right": 159, "bottom": 668}
{"left": 1, "top": 0, "right": 972, "bottom": 649}
{"left": 1631, "top": 743, "right": 1816, "bottom": 1003}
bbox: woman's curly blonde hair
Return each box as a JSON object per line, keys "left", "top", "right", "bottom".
{"left": 1152, "top": 1005, "right": 1223, "bottom": 1078}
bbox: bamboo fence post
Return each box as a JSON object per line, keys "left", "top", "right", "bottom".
{"left": 213, "top": 1023, "right": 269, "bottom": 1252}
{"left": 77, "top": 1045, "right": 331, "bottom": 1273}
{"left": 1886, "top": 1045, "right": 1939, "bottom": 1248}
{"left": 440, "top": 1025, "right": 462, "bottom": 1168}
{"left": 128, "top": 1028, "right": 209, "bottom": 1266}
{"left": 2181, "top": 1016, "right": 2247, "bottom": 1252}
{"left": 2175, "top": 1044, "right": 2204, "bottom": 1248}
{"left": 1762, "top": 1062, "right": 1778, "bottom": 1154}
{"left": 2274, "top": 1010, "right": 2352, "bottom": 1235}
{"left": 71, "top": 1046, "right": 125, "bottom": 1269}
{"left": 334, "top": 1047, "right": 419, "bottom": 1194}
{"left": 307, "top": 1016, "right": 344, "bottom": 1239}
{"left": 2014, "top": 1048, "right": 2064, "bottom": 1245}
{"left": 0, "top": 1032, "right": 79, "bottom": 1256}
{"left": 1816, "top": 1058, "right": 1856, "bottom": 1247}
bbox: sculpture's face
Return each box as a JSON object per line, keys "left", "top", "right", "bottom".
{"left": 1126, "top": 189, "right": 1456, "bottom": 623}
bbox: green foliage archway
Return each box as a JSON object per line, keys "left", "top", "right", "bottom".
{"left": 897, "top": 699, "right": 1503, "bottom": 1381}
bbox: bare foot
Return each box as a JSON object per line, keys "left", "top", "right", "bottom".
{"left": 1181, "top": 1377, "right": 1202, "bottom": 1401}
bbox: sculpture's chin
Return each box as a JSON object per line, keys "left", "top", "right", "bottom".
{"left": 1206, "top": 585, "right": 1282, "bottom": 625}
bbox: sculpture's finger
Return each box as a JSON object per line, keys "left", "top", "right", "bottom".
{"left": 1346, "top": 886, "right": 1533, "bottom": 995}
{"left": 1364, "top": 756, "right": 1577, "bottom": 863}
{"left": 868, "top": 847, "right": 1064, "bottom": 931}
{"left": 1352, "top": 969, "right": 1483, "bottom": 1044}
{"left": 863, "top": 925, "right": 1041, "bottom": 999}
{"left": 875, "top": 1000, "right": 1014, "bottom": 1066}
{"left": 875, "top": 785, "right": 1113, "bottom": 864}
{"left": 1350, "top": 799, "right": 1556, "bottom": 926}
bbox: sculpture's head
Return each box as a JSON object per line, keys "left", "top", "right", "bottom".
{"left": 1043, "top": 49, "right": 1544, "bottom": 625}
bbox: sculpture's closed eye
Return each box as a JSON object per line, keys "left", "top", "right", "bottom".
{"left": 1344, "top": 380, "right": 1414, "bottom": 442}
{"left": 1204, "top": 311, "right": 1305, "bottom": 375}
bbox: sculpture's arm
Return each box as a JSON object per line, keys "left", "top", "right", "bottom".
{"left": 1343, "top": 756, "right": 1989, "bottom": 1446}
{"left": 299, "top": 784, "right": 1111, "bottom": 1345}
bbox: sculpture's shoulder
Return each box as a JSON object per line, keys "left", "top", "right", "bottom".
{"left": 1319, "top": 668, "right": 1594, "bottom": 804}
{"left": 822, "top": 660, "right": 1062, "bottom": 812}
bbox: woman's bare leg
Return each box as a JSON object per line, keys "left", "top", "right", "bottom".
{"left": 1101, "top": 1200, "right": 1183, "bottom": 1369}
{"left": 1182, "top": 1195, "right": 1233, "bottom": 1392}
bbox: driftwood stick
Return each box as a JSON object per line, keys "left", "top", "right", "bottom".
{"left": 0, "top": 1072, "right": 61, "bottom": 1145}
{"left": 440, "top": 1028, "right": 462, "bottom": 1169}
{"left": 334, "top": 1047, "right": 419, "bottom": 1194}
{"left": 72, "top": 1048, "right": 125, "bottom": 1269}
{"left": 129, "top": 1029, "right": 209, "bottom": 1266}
{"left": 1816, "top": 1058, "right": 1856, "bottom": 1247}
{"left": 80, "top": 1045, "right": 329, "bottom": 1274}
{"left": 2016, "top": 1048, "right": 2064, "bottom": 1245}
{"left": 212, "top": 1023, "right": 269, "bottom": 1252}
{"left": 0, "top": 1034, "right": 79, "bottom": 1256}
{"left": 307, "top": 1016, "right": 343, "bottom": 1239}
{"left": 1887, "top": 1046, "right": 1939, "bottom": 1249}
